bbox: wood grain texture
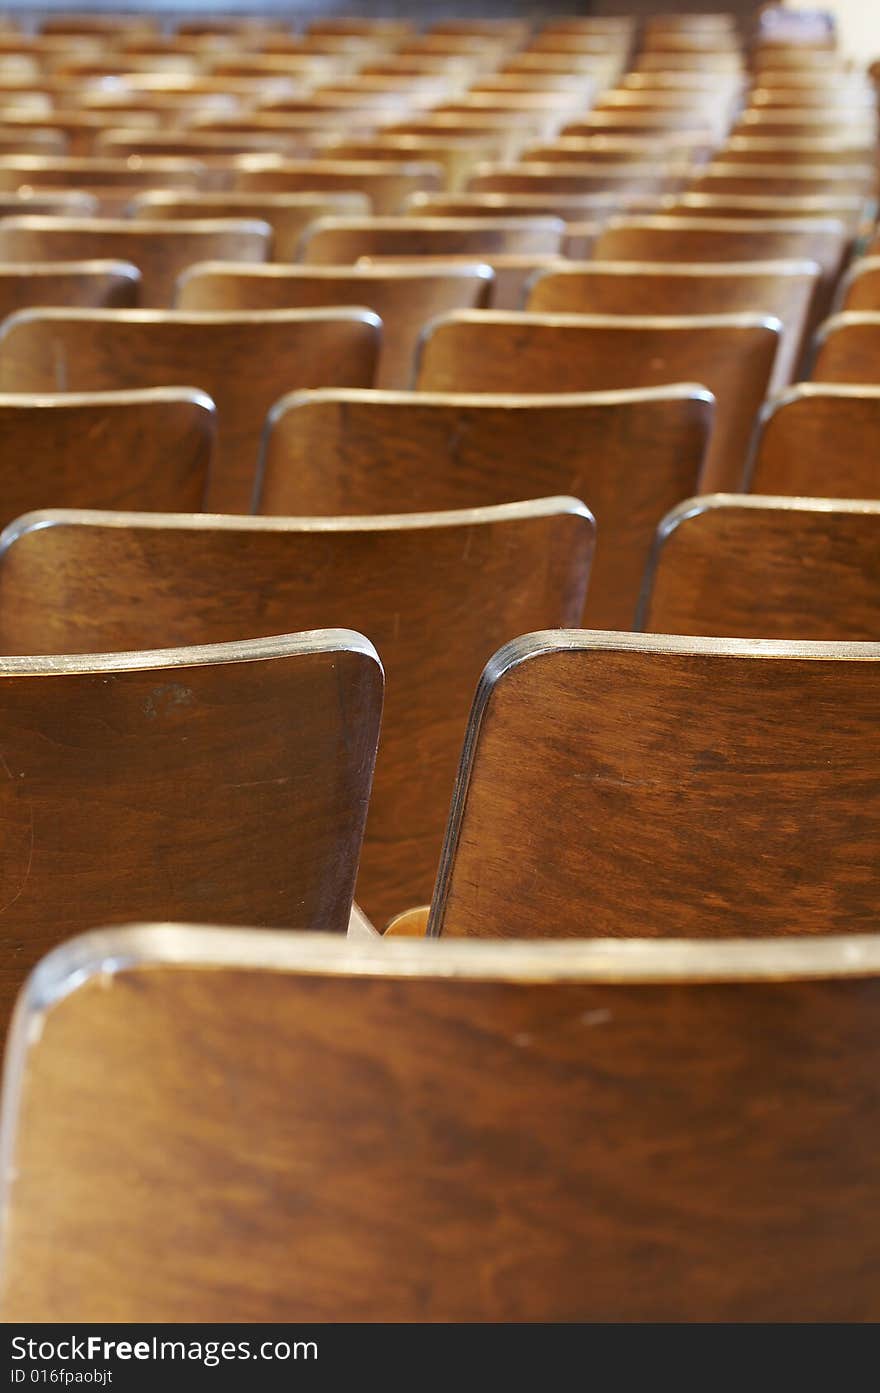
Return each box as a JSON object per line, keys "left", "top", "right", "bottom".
{"left": 812, "top": 312, "right": 880, "bottom": 387}
{"left": 640, "top": 495, "right": 880, "bottom": 639}
{"left": 0, "top": 216, "right": 270, "bottom": 307}
{"left": 0, "top": 387, "right": 214, "bottom": 525}
{"left": 0, "top": 501, "right": 592, "bottom": 924}
{"left": 748, "top": 384, "right": 880, "bottom": 498}
{"left": 258, "top": 385, "right": 712, "bottom": 629}
{"left": 298, "top": 215, "right": 565, "bottom": 263}
{"left": 527, "top": 259, "right": 820, "bottom": 389}
{"left": 6, "top": 924, "right": 880, "bottom": 1320}
{"left": 128, "top": 189, "right": 371, "bottom": 261}
{"left": 415, "top": 310, "right": 779, "bottom": 492}
{"left": 431, "top": 632, "right": 880, "bottom": 940}
{"left": 0, "top": 307, "right": 381, "bottom": 512}
{"left": 229, "top": 160, "right": 444, "bottom": 215}
{"left": 0, "top": 260, "right": 141, "bottom": 318}
{"left": 175, "top": 261, "right": 493, "bottom": 390}
{"left": 0, "top": 634, "right": 382, "bottom": 1029}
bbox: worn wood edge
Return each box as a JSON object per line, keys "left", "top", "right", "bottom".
{"left": 529, "top": 257, "right": 823, "bottom": 280}
{"left": 0, "top": 386, "right": 216, "bottom": 411}
{"left": 428, "top": 628, "right": 880, "bottom": 936}
{"left": 0, "top": 306, "right": 385, "bottom": 334}
{"left": 416, "top": 307, "right": 787, "bottom": 331}
{"left": 177, "top": 258, "right": 497, "bottom": 288}
{"left": 0, "top": 259, "right": 142, "bottom": 282}
{"left": 0, "top": 215, "right": 275, "bottom": 237}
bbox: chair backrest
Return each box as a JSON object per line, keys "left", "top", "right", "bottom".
{"left": 127, "top": 189, "right": 370, "bottom": 261}
{"left": 429, "top": 630, "right": 880, "bottom": 938}
{"left": 639, "top": 495, "right": 880, "bottom": 639}
{"left": 0, "top": 307, "right": 381, "bottom": 512}
{"left": 720, "top": 135, "right": 877, "bottom": 166}
{"left": 176, "top": 261, "right": 494, "bottom": 390}
{"left": 0, "top": 154, "right": 206, "bottom": 193}
{"left": 0, "top": 259, "right": 141, "bottom": 317}
{"left": 0, "top": 631, "right": 382, "bottom": 1023}
{"left": 747, "top": 383, "right": 880, "bottom": 498}
{"left": 229, "top": 159, "right": 444, "bottom": 215}
{"left": 812, "top": 312, "right": 880, "bottom": 385}
{"left": 5, "top": 922, "right": 880, "bottom": 1320}
{"left": 526, "top": 258, "right": 820, "bottom": 388}
{"left": 257, "top": 384, "right": 712, "bottom": 629}
{"left": 0, "top": 217, "right": 271, "bottom": 306}
{"left": 415, "top": 309, "right": 780, "bottom": 491}
{"left": 0, "top": 502, "right": 593, "bottom": 923}
{"left": 664, "top": 190, "right": 868, "bottom": 234}
{"left": 836, "top": 256, "right": 880, "bottom": 313}
{"left": 0, "top": 387, "right": 214, "bottom": 525}
{"left": 690, "top": 161, "right": 876, "bottom": 197}
{"left": 298, "top": 214, "right": 566, "bottom": 263}
{"left": 467, "top": 160, "right": 695, "bottom": 196}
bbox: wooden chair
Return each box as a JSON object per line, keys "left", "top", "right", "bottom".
{"left": 467, "top": 161, "right": 697, "bottom": 197}
{"left": 639, "top": 495, "right": 880, "bottom": 639}
{"left": 320, "top": 135, "right": 527, "bottom": 188}
{"left": 0, "top": 387, "right": 214, "bottom": 525}
{"left": 127, "top": 190, "right": 371, "bottom": 262}
{"left": 526, "top": 259, "right": 819, "bottom": 389}
{"left": 355, "top": 250, "right": 567, "bottom": 310}
{"left": 691, "top": 162, "right": 877, "bottom": 198}
{"left": 406, "top": 190, "right": 665, "bottom": 222}
{"left": 0, "top": 155, "right": 207, "bottom": 197}
{"left": 93, "top": 127, "right": 318, "bottom": 163}
{"left": 11, "top": 923, "right": 879, "bottom": 1321}
{"left": 747, "top": 383, "right": 880, "bottom": 498}
{"left": 835, "top": 258, "right": 880, "bottom": 313}
{"left": 720, "top": 135, "right": 876, "bottom": 167}
{"left": 0, "top": 501, "right": 593, "bottom": 924}
{"left": 257, "top": 384, "right": 711, "bottom": 629}
{"left": 0, "top": 217, "right": 271, "bottom": 308}
{"left": 524, "top": 135, "right": 716, "bottom": 166}
{"left": 0, "top": 129, "right": 67, "bottom": 156}
{"left": 0, "top": 308, "right": 380, "bottom": 513}
{"left": 0, "top": 630, "right": 382, "bottom": 1025}
{"left": 664, "top": 191, "right": 869, "bottom": 236}
{"left": 0, "top": 190, "right": 98, "bottom": 218}
{"left": 229, "top": 159, "right": 444, "bottom": 215}
{"left": 734, "top": 110, "right": 877, "bottom": 142}
{"left": 298, "top": 215, "right": 565, "bottom": 263}
{"left": 176, "top": 261, "right": 493, "bottom": 390}
{"left": 416, "top": 310, "right": 780, "bottom": 492}
{"left": 428, "top": 630, "right": 880, "bottom": 939}
{"left": 0, "top": 261, "right": 142, "bottom": 318}
{"left": 811, "top": 312, "right": 880, "bottom": 386}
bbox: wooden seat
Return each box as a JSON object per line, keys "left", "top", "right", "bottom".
{"left": 93, "top": 128, "right": 318, "bottom": 163}
{"left": 298, "top": 215, "right": 565, "bottom": 263}
{"left": 321, "top": 135, "right": 525, "bottom": 189}
{"left": 407, "top": 189, "right": 665, "bottom": 222}
{"left": 0, "top": 386, "right": 213, "bottom": 525}
{"left": 127, "top": 190, "right": 370, "bottom": 262}
{"left": 356, "top": 250, "right": 566, "bottom": 311}
{"left": 665, "top": 191, "right": 869, "bottom": 236}
{"left": 17, "top": 923, "right": 880, "bottom": 1316}
{"left": 525, "top": 135, "right": 716, "bottom": 165}
{"left": 0, "top": 308, "right": 380, "bottom": 512}
{"left": 467, "top": 161, "right": 696, "bottom": 197}
{"left": 734, "top": 110, "right": 877, "bottom": 142}
{"left": 258, "top": 384, "right": 711, "bottom": 629}
{"left": 0, "top": 501, "right": 593, "bottom": 924}
{"left": 836, "top": 257, "right": 880, "bottom": 312}
{"left": 747, "top": 384, "right": 880, "bottom": 497}
{"left": 229, "top": 159, "right": 444, "bottom": 216}
{"left": 812, "top": 312, "right": 880, "bottom": 386}
{"left": 691, "top": 162, "right": 877, "bottom": 198}
{"left": 176, "top": 261, "right": 493, "bottom": 390}
{"left": 0, "top": 217, "right": 271, "bottom": 308}
{"left": 428, "top": 630, "right": 880, "bottom": 939}
{"left": 718, "top": 136, "right": 877, "bottom": 168}
{"left": 0, "top": 129, "right": 67, "bottom": 156}
{"left": 0, "top": 190, "right": 98, "bottom": 218}
{"left": 639, "top": 495, "right": 880, "bottom": 639}
{"left": 0, "top": 155, "right": 207, "bottom": 197}
{"left": 0, "top": 260, "right": 141, "bottom": 317}
{"left": 0, "top": 630, "right": 382, "bottom": 1022}
{"left": 527, "top": 259, "right": 819, "bottom": 389}
{"left": 416, "top": 310, "right": 780, "bottom": 492}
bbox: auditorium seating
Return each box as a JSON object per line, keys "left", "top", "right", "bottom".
{"left": 0, "top": 0, "right": 875, "bottom": 1325}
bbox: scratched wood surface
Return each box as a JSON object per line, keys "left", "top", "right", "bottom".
{"left": 0, "top": 501, "right": 592, "bottom": 925}
{"left": 430, "top": 632, "right": 880, "bottom": 939}
{"left": 4, "top": 925, "right": 880, "bottom": 1321}
{"left": 0, "top": 307, "right": 380, "bottom": 513}
{"left": 0, "top": 634, "right": 382, "bottom": 1031}
{"left": 415, "top": 309, "right": 778, "bottom": 491}
{"left": 258, "top": 385, "right": 712, "bottom": 629}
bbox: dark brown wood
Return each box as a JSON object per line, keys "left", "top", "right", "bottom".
{"left": 258, "top": 384, "right": 712, "bottom": 629}
{"left": 837, "top": 257, "right": 880, "bottom": 312}
{"left": 526, "top": 259, "right": 819, "bottom": 389}
{"left": 0, "top": 387, "right": 213, "bottom": 525}
{"left": 0, "top": 502, "right": 592, "bottom": 925}
{"left": 0, "top": 260, "right": 141, "bottom": 318}
{"left": 812, "top": 312, "right": 880, "bottom": 386}
{"left": 640, "top": 495, "right": 880, "bottom": 639}
{"left": 6, "top": 923, "right": 880, "bottom": 1320}
{"left": 0, "top": 217, "right": 270, "bottom": 307}
{"left": 0, "top": 632, "right": 382, "bottom": 1030}
{"left": 747, "top": 384, "right": 880, "bottom": 497}
{"left": 229, "top": 160, "right": 444, "bottom": 216}
{"left": 175, "top": 262, "right": 493, "bottom": 390}
{"left": 415, "top": 310, "right": 780, "bottom": 492}
{"left": 128, "top": 189, "right": 370, "bottom": 261}
{"left": 0, "top": 307, "right": 380, "bottom": 513}
{"left": 298, "top": 215, "right": 565, "bottom": 263}
{"left": 430, "top": 631, "right": 880, "bottom": 939}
